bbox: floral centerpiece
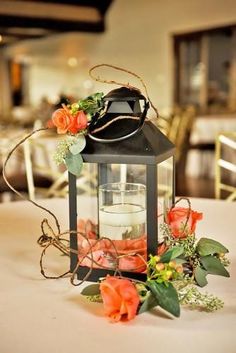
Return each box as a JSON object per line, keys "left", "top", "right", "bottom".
{"left": 38, "top": 83, "right": 230, "bottom": 323}
{"left": 2, "top": 64, "right": 230, "bottom": 324}
{"left": 47, "top": 92, "right": 104, "bottom": 176}
{"left": 80, "top": 202, "right": 230, "bottom": 322}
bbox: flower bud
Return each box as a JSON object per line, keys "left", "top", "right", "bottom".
{"left": 168, "top": 261, "right": 177, "bottom": 269}
{"left": 156, "top": 263, "right": 165, "bottom": 271}
{"left": 154, "top": 256, "right": 161, "bottom": 263}
{"left": 165, "top": 270, "right": 172, "bottom": 280}
{"left": 176, "top": 265, "right": 183, "bottom": 273}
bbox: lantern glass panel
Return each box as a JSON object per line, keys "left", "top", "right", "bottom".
{"left": 71, "top": 155, "right": 174, "bottom": 281}
{"left": 76, "top": 162, "right": 98, "bottom": 222}
{"left": 157, "top": 156, "right": 174, "bottom": 237}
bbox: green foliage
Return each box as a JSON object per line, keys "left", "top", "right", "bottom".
{"left": 160, "top": 246, "right": 184, "bottom": 263}
{"left": 200, "top": 255, "right": 230, "bottom": 277}
{"left": 147, "top": 255, "right": 183, "bottom": 284}
{"left": 194, "top": 265, "right": 208, "bottom": 287}
{"left": 138, "top": 292, "right": 158, "bottom": 314}
{"left": 81, "top": 283, "right": 102, "bottom": 303}
{"left": 65, "top": 151, "right": 83, "bottom": 176}
{"left": 81, "top": 283, "right": 101, "bottom": 296}
{"left": 177, "top": 235, "right": 196, "bottom": 257}
{"left": 53, "top": 138, "right": 74, "bottom": 165}
{"left": 69, "top": 135, "right": 86, "bottom": 155}
{"left": 178, "top": 284, "right": 224, "bottom": 312}
{"left": 147, "top": 281, "right": 180, "bottom": 317}
{"left": 71, "top": 92, "right": 104, "bottom": 118}
{"left": 135, "top": 283, "right": 149, "bottom": 303}
{"left": 196, "top": 237, "right": 229, "bottom": 257}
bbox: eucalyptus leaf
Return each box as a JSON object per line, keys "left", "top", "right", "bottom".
{"left": 65, "top": 152, "right": 83, "bottom": 176}
{"left": 194, "top": 265, "right": 208, "bottom": 287}
{"left": 138, "top": 292, "right": 159, "bottom": 315}
{"left": 196, "top": 238, "right": 229, "bottom": 256}
{"left": 81, "top": 283, "right": 100, "bottom": 296}
{"left": 200, "top": 255, "right": 230, "bottom": 277}
{"left": 147, "top": 281, "right": 180, "bottom": 317}
{"left": 174, "top": 258, "right": 186, "bottom": 265}
{"left": 69, "top": 135, "right": 86, "bottom": 155}
{"left": 160, "top": 246, "right": 184, "bottom": 263}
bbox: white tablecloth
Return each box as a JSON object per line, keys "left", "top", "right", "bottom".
{"left": 0, "top": 197, "right": 236, "bottom": 353}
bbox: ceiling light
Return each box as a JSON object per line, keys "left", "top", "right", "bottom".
{"left": 67, "top": 57, "right": 78, "bottom": 68}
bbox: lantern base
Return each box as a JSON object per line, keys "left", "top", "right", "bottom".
{"left": 71, "top": 263, "right": 147, "bottom": 282}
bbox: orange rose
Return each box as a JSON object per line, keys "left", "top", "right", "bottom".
{"left": 100, "top": 276, "right": 140, "bottom": 322}
{"left": 68, "top": 111, "right": 88, "bottom": 134}
{"left": 166, "top": 207, "right": 203, "bottom": 239}
{"left": 50, "top": 108, "right": 88, "bottom": 134}
{"left": 51, "top": 108, "right": 74, "bottom": 134}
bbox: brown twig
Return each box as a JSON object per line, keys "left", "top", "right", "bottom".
{"left": 89, "top": 64, "right": 159, "bottom": 119}
{"left": 172, "top": 197, "right": 192, "bottom": 237}
{"left": 91, "top": 115, "right": 140, "bottom": 134}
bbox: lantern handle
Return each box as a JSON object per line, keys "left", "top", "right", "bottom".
{"left": 89, "top": 64, "right": 159, "bottom": 119}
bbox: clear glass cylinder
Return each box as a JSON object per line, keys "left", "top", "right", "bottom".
{"left": 99, "top": 182, "right": 146, "bottom": 241}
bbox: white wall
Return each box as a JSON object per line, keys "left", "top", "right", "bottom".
{"left": 3, "top": 0, "right": 236, "bottom": 114}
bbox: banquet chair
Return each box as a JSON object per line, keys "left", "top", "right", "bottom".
{"left": 215, "top": 132, "right": 236, "bottom": 201}
{"left": 23, "top": 134, "right": 98, "bottom": 200}
{"left": 164, "top": 106, "right": 196, "bottom": 195}
{"left": 23, "top": 133, "right": 66, "bottom": 200}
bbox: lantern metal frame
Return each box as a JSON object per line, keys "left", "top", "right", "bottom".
{"left": 69, "top": 121, "right": 175, "bottom": 282}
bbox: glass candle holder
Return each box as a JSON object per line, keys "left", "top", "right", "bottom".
{"left": 99, "top": 183, "right": 146, "bottom": 240}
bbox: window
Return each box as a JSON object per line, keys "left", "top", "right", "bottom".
{"left": 173, "top": 25, "right": 236, "bottom": 114}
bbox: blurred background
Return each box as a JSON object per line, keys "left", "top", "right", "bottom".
{"left": 0, "top": 0, "right": 236, "bottom": 201}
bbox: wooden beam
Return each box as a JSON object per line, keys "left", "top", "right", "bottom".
{"left": 0, "top": 1, "right": 102, "bottom": 23}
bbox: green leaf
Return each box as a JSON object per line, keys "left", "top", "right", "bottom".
{"left": 160, "top": 246, "right": 184, "bottom": 263}
{"left": 194, "top": 265, "right": 208, "bottom": 287}
{"left": 147, "top": 281, "right": 180, "bottom": 317}
{"left": 138, "top": 292, "right": 159, "bottom": 314}
{"left": 81, "top": 283, "right": 100, "bottom": 296}
{"left": 200, "top": 255, "right": 230, "bottom": 277}
{"left": 196, "top": 238, "right": 229, "bottom": 257}
{"left": 65, "top": 152, "right": 83, "bottom": 176}
{"left": 174, "top": 258, "right": 186, "bottom": 265}
{"left": 69, "top": 135, "right": 86, "bottom": 155}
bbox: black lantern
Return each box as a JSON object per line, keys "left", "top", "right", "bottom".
{"left": 69, "top": 87, "right": 175, "bottom": 282}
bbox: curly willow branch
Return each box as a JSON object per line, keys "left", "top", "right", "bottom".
{"left": 38, "top": 221, "right": 146, "bottom": 287}
{"left": 172, "top": 197, "right": 192, "bottom": 236}
{"left": 2, "top": 107, "right": 148, "bottom": 286}
{"left": 89, "top": 64, "right": 159, "bottom": 119}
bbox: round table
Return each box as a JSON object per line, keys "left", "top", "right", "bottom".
{"left": 0, "top": 197, "right": 236, "bottom": 353}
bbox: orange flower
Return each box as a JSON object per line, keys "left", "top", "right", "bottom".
{"left": 166, "top": 207, "right": 203, "bottom": 239}
{"left": 51, "top": 108, "right": 74, "bottom": 134}
{"left": 68, "top": 110, "right": 88, "bottom": 134}
{"left": 50, "top": 108, "right": 88, "bottom": 134}
{"left": 157, "top": 242, "right": 168, "bottom": 256}
{"left": 100, "top": 276, "right": 140, "bottom": 322}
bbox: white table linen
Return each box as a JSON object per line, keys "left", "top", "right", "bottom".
{"left": 0, "top": 197, "right": 236, "bottom": 353}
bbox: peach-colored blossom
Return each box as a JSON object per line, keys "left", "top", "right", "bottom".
{"left": 50, "top": 108, "right": 88, "bottom": 134}
{"left": 68, "top": 111, "right": 88, "bottom": 134}
{"left": 166, "top": 207, "right": 203, "bottom": 239}
{"left": 100, "top": 276, "right": 140, "bottom": 322}
{"left": 51, "top": 108, "right": 73, "bottom": 134}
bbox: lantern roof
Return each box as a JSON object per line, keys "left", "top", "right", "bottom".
{"left": 82, "top": 121, "right": 175, "bottom": 165}
{"left": 104, "top": 87, "right": 145, "bottom": 101}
